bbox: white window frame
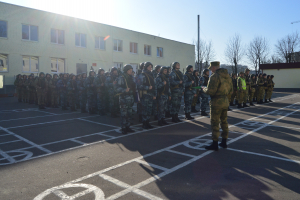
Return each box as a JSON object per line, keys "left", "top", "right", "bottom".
{"left": 22, "top": 56, "right": 39, "bottom": 73}
{"left": 51, "top": 58, "right": 65, "bottom": 73}
{"left": 157, "top": 47, "right": 163, "bottom": 57}
{"left": 144, "top": 44, "right": 151, "bottom": 56}
{"left": 95, "top": 36, "right": 105, "bottom": 50}
{"left": 0, "top": 20, "right": 8, "bottom": 38}
{"left": 0, "top": 54, "right": 8, "bottom": 72}
{"left": 113, "top": 62, "right": 123, "bottom": 69}
{"left": 130, "top": 42, "right": 138, "bottom": 54}
{"left": 75, "top": 33, "right": 87, "bottom": 48}
{"left": 22, "top": 24, "right": 38, "bottom": 41}
{"left": 113, "top": 39, "right": 123, "bottom": 52}
{"left": 51, "top": 28, "right": 64, "bottom": 45}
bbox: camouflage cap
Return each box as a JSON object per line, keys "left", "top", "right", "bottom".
{"left": 208, "top": 61, "right": 220, "bottom": 69}
{"left": 244, "top": 68, "right": 250, "bottom": 73}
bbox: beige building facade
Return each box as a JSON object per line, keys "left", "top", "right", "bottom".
{"left": 0, "top": 2, "right": 195, "bottom": 93}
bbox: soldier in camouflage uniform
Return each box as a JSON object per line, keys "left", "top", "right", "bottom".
{"left": 165, "top": 66, "right": 172, "bottom": 118}
{"left": 230, "top": 73, "right": 237, "bottom": 106}
{"left": 262, "top": 73, "right": 268, "bottom": 103}
{"left": 256, "top": 73, "right": 264, "bottom": 104}
{"left": 136, "top": 62, "right": 144, "bottom": 122}
{"left": 45, "top": 74, "right": 52, "bottom": 107}
{"left": 94, "top": 68, "right": 106, "bottom": 115}
{"left": 106, "top": 67, "right": 119, "bottom": 118}
{"left": 237, "top": 72, "right": 246, "bottom": 108}
{"left": 27, "top": 74, "right": 35, "bottom": 104}
{"left": 268, "top": 75, "right": 275, "bottom": 102}
{"left": 75, "top": 75, "right": 81, "bottom": 109}
{"left": 169, "top": 62, "right": 184, "bottom": 123}
{"left": 199, "top": 69, "right": 210, "bottom": 116}
{"left": 50, "top": 74, "right": 59, "bottom": 108}
{"left": 57, "top": 73, "right": 69, "bottom": 110}
{"left": 22, "top": 75, "right": 29, "bottom": 103}
{"left": 34, "top": 72, "right": 47, "bottom": 109}
{"left": 67, "top": 74, "right": 77, "bottom": 111}
{"left": 183, "top": 65, "right": 196, "bottom": 120}
{"left": 249, "top": 74, "right": 256, "bottom": 106}
{"left": 116, "top": 64, "right": 136, "bottom": 134}
{"left": 152, "top": 65, "right": 161, "bottom": 120}
{"left": 84, "top": 69, "right": 97, "bottom": 114}
{"left": 202, "top": 61, "right": 233, "bottom": 151}
{"left": 156, "top": 66, "right": 170, "bottom": 126}
{"left": 244, "top": 69, "right": 251, "bottom": 107}
{"left": 191, "top": 70, "right": 200, "bottom": 113}
{"left": 137, "top": 62, "right": 157, "bottom": 129}
{"left": 77, "top": 73, "right": 88, "bottom": 113}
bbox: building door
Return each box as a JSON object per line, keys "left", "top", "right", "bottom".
{"left": 76, "top": 63, "right": 87, "bottom": 75}
{"left": 114, "top": 62, "right": 123, "bottom": 70}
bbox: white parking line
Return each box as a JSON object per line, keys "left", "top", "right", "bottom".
{"left": 135, "top": 159, "right": 169, "bottom": 171}
{"left": 34, "top": 102, "right": 299, "bottom": 200}
{"left": 227, "top": 148, "right": 300, "bottom": 164}
{"left": 78, "top": 118, "right": 119, "bottom": 128}
{"left": 0, "top": 140, "right": 21, "bottom": 145}
{"left": 166, "top": 149, "right": 196, "bottom": 158}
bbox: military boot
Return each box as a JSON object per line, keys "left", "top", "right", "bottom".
{"left": 237, "top": 104, "right": 243, "bottom": 108}
{"left": 205, "top": 141, "right": 219, "bottom": 151}
{"left": 126, "top": 126, "right": 135, "bottom": 133}
{"left": 185, "top": 113, "right": 194, "bottom": 120}
{"left": 158, "top": 120, "right": 164, "bottom": 126}
{"left": 147, "top": 120, "right": 154, "bottom": 129}
{"left": 219, "top": 138, "right": 227, "bottom": 149}
{"left": 171, "top": 114, "right": 178, "bottom": 123}
{"left": 175, "top": 113, "right": 182, "bottom": 122}
{"left": 191, "top": 106, "right": 198, "bottom": 113}
{"left": 264, "top": 99, "right": 269, "bottom": 103}
{"left": 122, "top": 128, "right": 127, "bottom": 135}
{"left": 243, "top": 103, "right": 249, "bottom": 107}
{"left": 162, "top": 118, "right": 168, "bottom": 125}
{"left": 269, "top": 99, "right": 273, "bottom": 102}
{"left": 139, "top": 114, "right": 142, "bottom": 123}
{"left": 142, "top": 121, "right": 148, "bottom": 129}
{"left": 250, "top": 102, "right": 255, "bottom": 106}
{"left": 201, "top": 111, "right": 208, "bottom": 116}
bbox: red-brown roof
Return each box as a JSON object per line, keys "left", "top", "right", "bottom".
{"left": 260, "top": 62, "right": 300, "bottom": 70}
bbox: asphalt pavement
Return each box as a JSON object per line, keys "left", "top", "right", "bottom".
{"left": 0, "top": 92, "right": 299, "bottom": 200}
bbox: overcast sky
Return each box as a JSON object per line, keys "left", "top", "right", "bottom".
{"left": 2, "top": 0, "right": 300, "bottom": 68}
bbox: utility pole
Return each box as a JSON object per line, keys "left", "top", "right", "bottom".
{"left": 197, "top": 15, "right": 201, "bottom": 72}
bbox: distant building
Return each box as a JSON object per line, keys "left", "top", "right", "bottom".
{"left": 259, "top": 62, "right": 300, "bottom": 90}
{"left": 291, "top": 52, "right": 300, "bottom": 62}
{"left": 0, "top": 2, "right": 194, "bottom": 95}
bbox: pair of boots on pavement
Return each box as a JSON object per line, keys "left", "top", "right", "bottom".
{"left": 122, "top": 126, "right": 135, "bottom": 135}
{"left": 142, "top": 120, "right": 154, "bottom": 129}
{"left": 192, "top": 106, "right": 209, "bottom": 116}
{"left": 205, "top": 138, "right": 227, "bottom": 151}
{"left": 158, "top": 118, "right": 168, "bottom": 126}
{"left": 172, "top": 113, "right": 182, "bottom": 123}
{"left": 237, "top": 103, "right": 251, "bottom": 108}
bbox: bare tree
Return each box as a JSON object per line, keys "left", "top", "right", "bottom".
{"left": 270, "top": 54, "right": 283, "bottom": 63}
{"left": 204, "top": 40, "right": 216, "bottom": 68}
{"left": 193, "top": 39, "right": 216, "bottom": 73}
{"left": 246, "top": 36, "right": 269, "bottom": 74}
{"left": 275, "top": 32, "right": 300, "bottom": 63}
{"left": 224, "top": 34, "right": 244, "bottom": 74}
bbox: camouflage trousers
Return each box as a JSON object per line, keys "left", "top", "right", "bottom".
{"left": 244, "top": 86, "right": 250, "bottom": 103}
{"left": 200, "top": 93, "right": 209, "bottom": 112}
{"left": 257, "top": 87, "right": 264, "bottom": 102}
{"left": 60, "top": 92, "right": 67, "bottom": 108}
{"left": 119, "top": 95, "right": 134, "bottom": 128}
{"left": 266, "top": 89, "right": 273, "bottom": 99}
{"left": 152, "top": 99, "right": 158, "bottom": 117}
{"left": 249, "top": 88, "right": 256, "bottom": 103}
{"left": 210, "top": 97, "right": 229, "bottom": 141}
{"left": 157, "top": 95, "right": 168, "bottom": 120}
{"left": 46, "top": 90, "right": 51, "bottom": 106}
{"left": 37, "top": 90, "right": 46, "bottom": 106}
{"left": 51, "top": 91, "right": 59, "bottom": 106}
{"left": 68, "top": 93, "right": 76, "bottom": 108}
{"left": 97, "top": 92, "right": 105, "bottom": 112}
{"left": 22, "top": 88, "right": 28, "bottom": 101}
{"left": 167, "top": 99, "right": 172, "bottom": 112}
{"left": 79, "top": 93, "right": 87, "bottom": 110}
{"left": 109, "top": 93, "right": 119, "bottom": 114}
{"left": 237, "top": 90, "right": 245, "bottom": 104}
{"left": 16, "top": 88, "right": 22, "bottom": 101}
{"left": 191, "top": 94, "right": 198, "bottom": 107}
{"left": 184, "top": 93, "right": 194, "bottom": 114}
{"left": 170, "top": 92, "right": 182, "bottom": 115}
{"left": 141, "top": 94, "right": 153, "bottom": 122}
{"left": 137, "top": 102, "right": 142, "bottom": 115}
{"left": 87, "top": 93, "right": 97, "bottom": 110}
{"left": 230, "top": 89, "right": 237, "bottom": 104}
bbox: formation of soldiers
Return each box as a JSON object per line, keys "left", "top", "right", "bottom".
{"left": 14, "top": 62, "right": 274, "bottom": 135}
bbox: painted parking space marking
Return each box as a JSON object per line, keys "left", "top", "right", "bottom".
{"left": 78, "top": 118, "right": 119, "bottom": 128}
{"left": 227, "top": 148, "right": 300, "bottom": 164}
{"left": 34, "top": 102, "right": 299, "bottom": 200}
{"left": 135, "top": 159, "right": 170, "bottom": 171}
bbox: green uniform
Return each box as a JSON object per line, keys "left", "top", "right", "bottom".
{"left": 203, "top": 68, "right": 233, "bottom": 142}
{"left": 256, "top": 77, "right": 264, "bottom": 102}
{"left": 237, "top": 77, "right": 246, "bottom": 104}
{"left": 244, "top": 74, "right": 250, "bottom": 103}
{"left": 249, "top": 76, "right": 256, "bottom": 103}
{"left": 34, "top": 72, "right": 48, "bottom": 108}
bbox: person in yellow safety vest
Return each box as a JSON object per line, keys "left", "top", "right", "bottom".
{"left": 237, "top": 72, "right": 247, "bottom": 108}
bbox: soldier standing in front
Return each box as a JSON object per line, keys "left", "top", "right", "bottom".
{"left": 199, "top": 69, "right": 210, "bottom": 116}
{"left": 202, "top": 61, "right": 233, "bottom": 151}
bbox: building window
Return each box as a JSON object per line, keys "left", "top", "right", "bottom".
{"left": 75, "top": 33, "right": 86, "bottom": 47}
{"left": 114, "top": 62, "right": 123, "bottom": 69}
{"left": 0, "top": 54, "right": 8, "bottom": 72}
{"left": 130, "top": 42, "right": 138, "bottom": 54}
{"left": 113, "top": 39, "right": 123, "bottom": 52}
{"left": 0, "top": 75, "right": 3, "bottom": 89}
{"left": 22, "top": 24, "right": 38, "bottom": 41}
{"left": 51, "top": 58, "right": 65, "bottom": 73}
{"left": 95, "top": 36, "right": 105, "bottom": 50}
{"left": 157, "top": 47, "right": 163, "bottom": 57}
{"left": 22, "top": 56, "right": 39, "bottom": 73}
{"left": 51, "top": 29, "right": 64, "bottom": 44}
{"left": 0, "top": 20, "right": 7, "bottom": 38}
{"left": 144, "top": 45, "right": 151, "bottom": 56}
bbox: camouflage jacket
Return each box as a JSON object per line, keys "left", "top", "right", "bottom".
{"left": 84, "top": 76, "right": 96, "bottom": 94}
{"left": 94, "top": 75, "right": 106, "bottom": 93}
{"left": 105, "top": 75, "right": 118, "bottom": 94}
{"left": 156, "top": 73, "right": 170, "bottom": 96}
{"left": 56, "top": 78, "right": 68, "bottom": 92}
{"left": 183, "top": 71, "right": 196, "bottom": 95}
{"left": 169, "top": 69, "right": 184, "bottom": 93}
{"left": 137, "top": 70, "right": 157, "bottom": 96}
{"left": 77, "top": 78, "right": 86, "bottom": 95}
{"left": 116, "top": 73, "right": 135, "bottom": 96}
{"left": 67, "top": 80, "right": 77, "bottom": 94}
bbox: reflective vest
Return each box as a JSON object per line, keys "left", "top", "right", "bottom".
{"left": 237, "top": 77, "right": 246, "bottom": 90}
